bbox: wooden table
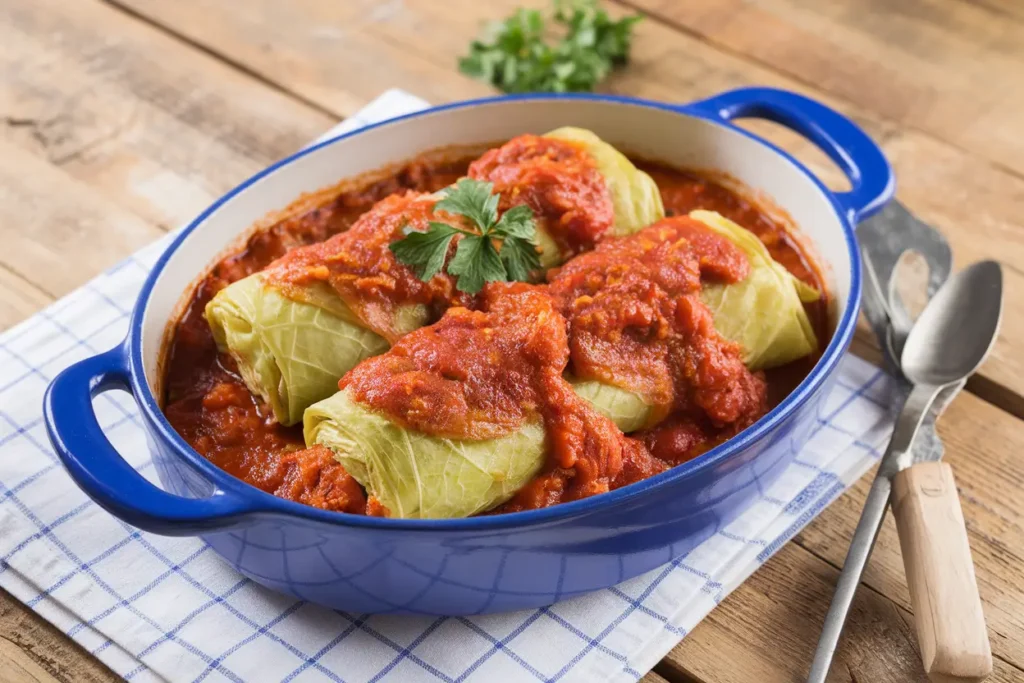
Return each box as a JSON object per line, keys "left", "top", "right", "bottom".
{"left": 2, "top": 1, "right": 1022, "bottom": 681}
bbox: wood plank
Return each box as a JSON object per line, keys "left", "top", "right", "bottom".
{"left": 104, "top": 0, "right": 1024, "bottom": 414}
{"left": 661, "top": 542, "right": 1024, "bottom": 683}
{"left": 103, "top": 0, "right": 884, "bottom": 121}
{"left": 667, "top": 542, "right": 929, "bottom": 683}
{"left": 795, "top": 389, "right": 1024, "bottom": 671}
{"left": 105, "top": 0, "right": 494, "bottom": 117}
{"left": 625, "top": 0, "right": 1024, "bottom": 179}
{"left": 0, "top": 589, "right": 117, "bottom": 683}
{"left": 0, "top": 268, "right": 52, "bottom": 332}
{"left": 0, "top": 0, "right": 336, "bottom": 235}
{"left": 0, "top": 139, "right": 163, "bottom": 298}
{"left": 0, "top": 638, "right": 60, "bottom": 683}
{"left": 640, "top": 670, "right": 675, "bottom": 683}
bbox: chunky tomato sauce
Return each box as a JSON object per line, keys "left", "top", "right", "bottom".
{"left": 640, "top": 163, "right": 829, "bottom": 407}
{"left": 469, "top": 135, "right": 614, "bottom": 258}
{"left": 266, "top": 192, "right": 473, "bottom": 342}
{"left": 163, "top": 145, "right": 827, "bottom": 516}
{"left": 548, "top": 218, "right": 768, "bottom": 466}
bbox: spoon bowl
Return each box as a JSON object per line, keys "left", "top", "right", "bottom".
{"left": 901, "top": 260, "right": 1003, "bottom": 387}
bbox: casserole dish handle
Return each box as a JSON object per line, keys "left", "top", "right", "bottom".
{"left": 684, "top": 87, "right": 894, "bottom": 223}
{"left": 44, "top": 345, "right": 255, "bottom": 536}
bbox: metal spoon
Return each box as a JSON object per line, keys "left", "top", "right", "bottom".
{"left": 808, "top": 260, "right": 1002, "bottom": 683}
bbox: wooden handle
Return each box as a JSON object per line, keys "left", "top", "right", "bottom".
{"left": 891, "top": 462, "right": 992, "bottom": 683}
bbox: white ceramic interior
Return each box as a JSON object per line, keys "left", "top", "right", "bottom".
{"left": 140, "top": 98, "right": 850, "bottom": 393}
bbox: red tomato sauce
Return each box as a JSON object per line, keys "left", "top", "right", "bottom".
{"left": 546, "top": 218, "right": 768, "bottom": 468}
{"left": 162, "top": 147, "right": 827, "bottom": 516}
{"left": 469, "top": 135, "right": 614, "bottom": 258}
{"left": 265, "top": 192, "right": 473, "bottom": 343}
{"left": 639, "top": 163, "right": 828, "bottom": 407}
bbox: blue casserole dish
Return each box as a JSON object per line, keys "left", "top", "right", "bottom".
{"left": 43, "top": 87, "right": 893, "bottom": 615}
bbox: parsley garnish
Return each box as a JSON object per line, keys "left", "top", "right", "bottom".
{"left": 458, "top": 0, "right": 642, "bottom": 94}
{"left": 389, "top": 179, "right": 542, "bottom": 294}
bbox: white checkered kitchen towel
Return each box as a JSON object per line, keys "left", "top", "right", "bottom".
{"left": 0, "top": 90, "right": 896, "bottom": 683}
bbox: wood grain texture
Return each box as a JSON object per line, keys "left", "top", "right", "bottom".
{"left": 0, "top": 589, "right": 117, "bottom": 683}
{"left": 664, "top": 542, "right": 931, "bottom": 683}
{"left": 657, "top": 380, "right": 1024, "bottom": 682}
{"left": 0, "top": 138, "right": 162, "bottom": 298}
{"left": 892, "top": 462, "right": 992, "bottom": 683}
{"left": 104, "top": 0, "right": 1024, "bottom": 415}
{"left": 0, "top": 268, "right": 51, "bottom": 333}
{"left": 660, "top": 543, "right": 1024, "bottom": 683}
{"left": 104, "top": 0, "right": 496, "bottom": 117}
{"left": 641, "top": 670, "right": 675, "bottom": 683}
{"left": 0, "top": 0, "right": 336, "bottom": 237}
{"left": 104, "top": 0, "right": 885, "bottom": 121}
{"left": 625, "top": 0, "right": 1024, "bottom": 179}
{"left": 0, "top": 639, "right": 59, "bottom": 683}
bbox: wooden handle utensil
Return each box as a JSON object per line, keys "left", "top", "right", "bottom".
{"left": 892, "top": 462, "right": 992, "bottom": 683}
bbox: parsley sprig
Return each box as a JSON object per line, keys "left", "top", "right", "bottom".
{"left": 389, "top": 179, "right": 541, "bottom": 294}
{"left": 458, "top": 0, "right": 642, "bottom": 94}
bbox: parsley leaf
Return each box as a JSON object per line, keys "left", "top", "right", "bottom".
{"left": 493, "top": 204, "right": 536, "bottom": 240}
{"left": 448, "top": 235, "right": 507, "bottom": 294}
{"left": 459, "top": 0, "right": 641, "bottom": 94}
{"left": 388, "top": 223, "right": 459, "bottom": 281}
{"left": 434, "top": 178, "right": 500, "bottom": 232}
{"left": 499, "top": 236, "right": 542, "bottom": 283}
{"left": 390, "top": 180, "right": 542, "bottom": 294}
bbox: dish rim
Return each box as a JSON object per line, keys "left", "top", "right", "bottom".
{"left": 128, "top": 92, "right": 864, "bottom": 531}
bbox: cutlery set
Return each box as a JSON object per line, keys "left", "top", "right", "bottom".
{"left": 809, "top": 202, "right": 1002, "bottom": 682}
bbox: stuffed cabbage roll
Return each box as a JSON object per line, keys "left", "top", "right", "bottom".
{"left": 304, "top": 285, "right": 641, "bottom": 519}
{"left": 549, "top": 217, "right": 768, "bottom": 435}
{"left": 208, "top": 130, "right": 664, "bottom": 425}
{"left": 306, "top": 213, "right": 818, "bottom": 516}
{"left": 469, "top": 127, "right": 664, "bottom": 266}
{"left": 304, "top": 390, "right": 547, "bottom": 519}
{"left": 553, "top": 214, "right": 819, "bottom": 434}
{"left": 205, "top": 275, "right": 392, "bottom": 427}
{"left": 207, "top": 192, "right": 444, "bottom": 426}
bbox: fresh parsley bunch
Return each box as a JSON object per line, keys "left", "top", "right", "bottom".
{"left": 389, "top": 179, "right": 541, "bottom": 294}
{"left": 459, "top": 0, "right": 642, "bottom": 93}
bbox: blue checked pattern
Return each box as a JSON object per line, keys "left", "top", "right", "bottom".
{"left": 0, "top": 90, "right": 896, "bottom": 683}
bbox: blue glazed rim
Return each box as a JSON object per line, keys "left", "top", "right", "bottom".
{"left": 123, "top": 89, "right": 889, "bottom": 531}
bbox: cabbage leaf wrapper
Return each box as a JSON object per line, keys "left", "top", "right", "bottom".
{"left": 543, "top": 127, "right": 664, "bottom": 242}
{"left": 205, "top": 192, "right": 438, "bottom": 426}
{"left": 570, "top": 379, "right": 653, "bottom": 434}
{"left": 690, "top": 210, "right": 820, "bottom": 370}
{"left": 303, "top": 380, "right": 651, "bottom": 518}
{"left": 305, "top": 389, "right": 547, "bottom": 519}
{"left": 206, "top": 275, "right": 418, "bottom": 426}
